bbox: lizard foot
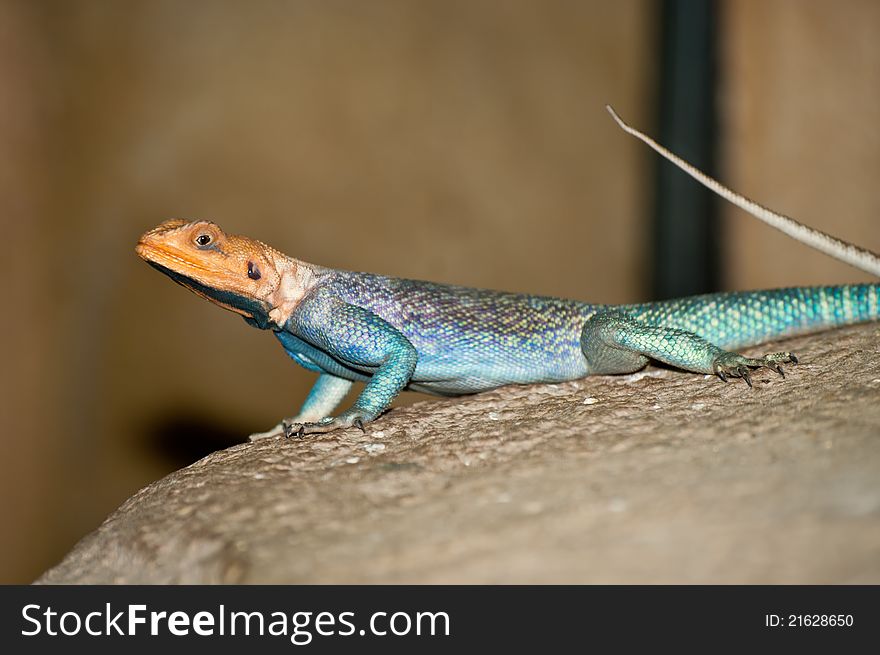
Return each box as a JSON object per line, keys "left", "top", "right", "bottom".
{"left": 283, "top": 410, "right": 371, "bottom": 438}
{"left": 712, "top": 351, "right": 798, "bottom": 387}
{"left": 248, "top": 422, "right": 286, "bottom": 442}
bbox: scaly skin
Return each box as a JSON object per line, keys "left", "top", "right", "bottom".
{"left": 136, "top": 109, "right": 880, "bottom": 438}
{"left": 136, "top": 220, "right": 879, "bottom": 437}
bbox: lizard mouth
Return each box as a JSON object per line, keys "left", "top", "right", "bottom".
{"left": 135, "top": 241, "right": 213, "bottom": 273}
{"left": 136, "top": 240, "right": 271, "bottom": 328}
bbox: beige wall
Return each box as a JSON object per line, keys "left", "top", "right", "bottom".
{"left": 1, "top": 0, "right": 655, "bottom": 582}
{"left": 2, "top": 0, "right": 877, "bottom": 583}
{"left": 0, "top": 0, "right": 58, "bottom": 585}
{"left": 722, "top": 0, "right": 880, "bottom": 288}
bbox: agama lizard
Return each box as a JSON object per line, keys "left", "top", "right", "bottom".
{"left": 136, "top": 107, "right": 880, "bottom": 439}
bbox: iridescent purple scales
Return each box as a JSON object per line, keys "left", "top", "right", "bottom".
{"left": 278, "top": 269, "right": 878, "bottom": 412}
{"left": 312, "top": 271, "right": 601, "bottom": 393}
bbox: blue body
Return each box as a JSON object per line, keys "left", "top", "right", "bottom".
{"left": 272, "top": 269, "right": 879, "bottom": 424}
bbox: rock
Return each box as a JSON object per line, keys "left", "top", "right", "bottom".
{"left": 37, "top": 324, "right": 880, "bottom": 583}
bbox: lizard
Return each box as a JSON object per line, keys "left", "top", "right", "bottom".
{"left": 136, "top": 106, "right": 880, "bottom": 439}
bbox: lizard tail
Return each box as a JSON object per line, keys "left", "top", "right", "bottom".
{"left": 630, "top": 284, "right": 880, "bottom": 350}
{"left": 606, "top": 105, "right": 880, "bottom": 278}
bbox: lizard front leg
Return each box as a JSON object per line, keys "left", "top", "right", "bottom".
{"left": 284, "top": 296, "right": 418, "bottom": 437}
{"left": 249, "top": 373, "right": 353, "bottom": 441}
{"left": 580, "top": 310, "right": 796, "bottom": 385}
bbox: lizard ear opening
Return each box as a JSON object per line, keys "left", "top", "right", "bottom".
{"left": 247, "top": 261, "right": 262, "bottom": 280}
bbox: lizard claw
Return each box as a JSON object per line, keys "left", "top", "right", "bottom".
{"left": 282, "top": 419, "right": 307, "bottom": 439}
{"left": 712, "top": 351, "right": 798, "bottom": 387}
{"left": 768, "top": 362, "right": 785, "bottom": 378}
{"left": 282, "top": 410, "right": 374, "bottom": 437}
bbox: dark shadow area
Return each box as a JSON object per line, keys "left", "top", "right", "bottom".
{"left": 140, "top": 409, "right": 254, "bottom": 468}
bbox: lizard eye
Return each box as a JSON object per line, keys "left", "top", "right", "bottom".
{"left": 247, "top": 261, "right": 261, "bottom": 280}
{"left": 195, "top": 233, "right": 213, "bottom": 248}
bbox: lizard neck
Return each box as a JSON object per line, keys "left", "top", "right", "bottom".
{"left": 136, "top": 219, "right": 326, "bottom": 331}
{"left": 267, "top": 251, "right": 321, "bottom": 330}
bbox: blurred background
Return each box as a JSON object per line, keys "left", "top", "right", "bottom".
{"left": 1, "top": 0, "right": 877, "bottom": 583}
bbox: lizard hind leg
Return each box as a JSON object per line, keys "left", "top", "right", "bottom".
{"left": 579, "top": 311, "right": 651, "bottom": 375}
{"left": 580, "top": 310, "right": 796, "bottom": 384}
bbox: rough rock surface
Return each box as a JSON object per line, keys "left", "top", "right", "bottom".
{"left": 39, "top": 325, "right": 880, "bottom": 584}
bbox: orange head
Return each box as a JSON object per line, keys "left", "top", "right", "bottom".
{"left": 136, "top": 219, "right": 301, "bottom": 329}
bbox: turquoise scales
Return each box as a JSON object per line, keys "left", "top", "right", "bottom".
{"left": 628, "top": 285, "right": 880, "bottom": 351}
{"left": 134, "top": 107, "right": 880, "bottom": 438}
{"left": 279, "top": 273, "right": 879, "bottom": 410}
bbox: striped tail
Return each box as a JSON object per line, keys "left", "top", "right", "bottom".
{"left": 629, "top": 284, "right": 880, "bottom": 350}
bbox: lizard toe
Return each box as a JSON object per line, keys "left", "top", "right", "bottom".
{"left": 286, "top": 410, "right": 375, "bottom": 436}
{"left": 712, "top": 350, "right": 799, "bottom": 386}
